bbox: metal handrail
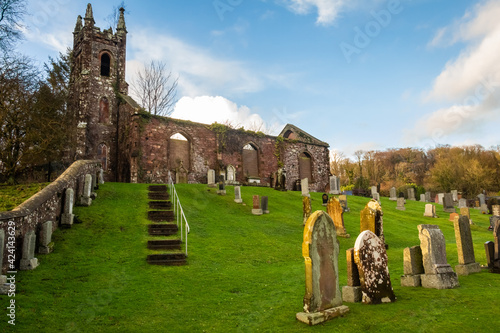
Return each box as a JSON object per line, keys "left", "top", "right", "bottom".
{"left": 167, "top": 171, "right": 190, "bottom": 256}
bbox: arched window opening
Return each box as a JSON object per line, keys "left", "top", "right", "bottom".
{"left": 98, "top": 143, "right": 108, "bottom": 170}
{"left": 283, "top": 130, "right": 297, "bottom": 140}
{"left": 299, "top": 152, "right": 312, "bottom": 182}
{"left": 169, "top": 133, "right": 190, "bottom": 169}
{"left": 99, "top": 97, "right": 109, "bottom": 123}
{"left": 100, "top": 53, "right": 111, "bottom": 77}
{"left": 242, "top": 143, "right": 259, "bottom": 178}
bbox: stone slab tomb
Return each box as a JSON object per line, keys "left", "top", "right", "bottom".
{"left": 454, "top": 216, "right": 481, "bottom": 275}
{"left": 354, "top": 230, "right": 396, "bottom": 304}
{"left": 234, "top": 186, "right": 242, "bottom": 203}
{"left": 342, "top": 248, "right": 362, "bottom": 303}
{"left": 252, "top": 195, "right": 263, "bottom": 215}
{"left": 207, "top": 169, "right": 216, "bottom": 187}
{"left": 20, "top": 230, "right": 39, "bottom": 270}
{"left": 400, "top": 246, "right": 424, "bottom": 287}
{"left": 360, "top": 199, "right": 386, "bottom": 248}
{"left": 296, "top": 211, "right": 349, "bottom": 325}
{"left": 302, "top": 196, "right": 311, "bottom": 225}
{"left": 396, "top": 197, "right": 405, "bottom": 211}
{"left": 326, "top": 196, "right": 349, "bottom": 238}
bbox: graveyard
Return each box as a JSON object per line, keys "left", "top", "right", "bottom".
{"left": 4, "top": 182, "right": 500, "bottom": 332}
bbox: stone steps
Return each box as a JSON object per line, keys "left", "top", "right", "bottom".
{"left": 148, "top": 201, "right": 172, "bottom": 209}
{"left": 147, "top": 239, "right": 182, "bottom": 250}
{"left": 148, "top": 223, "right": 178, "bottom": 236}
{"left": 148, "top": 210, "right": 174, "bottom": 222}
{"left": 146, "top": 253, "right": 187, "bottom": 266}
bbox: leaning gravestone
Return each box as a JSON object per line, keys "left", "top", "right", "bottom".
{"left": 408, "top": 188, "right": 416, "bottom": 201}
{"left": 39, "top": 221, "right": 54, "bottom": 254}
{"left": 458, "top": 199, "right": 467, "bottom": 208}
{"left": 252, "top": 195, "right": 262, "bottom": 215}
{"left": 302, "top": 196, "right": 312, "bottom": 225}
{"left": 354, "top": 230, "right": 396, "bottom": 304}
{"left": 301, "top": 178, "right": 310, "bottom": 197}
{"left": 261, "top": 196, "right": 269, "bottom": 214}
{"left": 360, "top": 200, "right": 386, "bottom": 247}
{"left": 418, "top": 224, "right": 459, "bottom": 289}
{"left": 400, "top": 246, "right": 424, "bottom": 287}
{"left": 296, "top": 211, "right": 349, "bottom": 325}
{"left": 396, "top": 197, "right": 405, "bottom": 211}
{"left": 338, "top": 195, "right": 350, "bottom": 212}
{"left": 443, "top": 193, "right": 455, "bottom": 213}
{"left": 423, "top": 204, "right": 437, "bottom": 218}
{"left": 420, "top": 194, "right": 426, "bottom": 202}
{"left": 342, "top": 248, "right": 361, "bottom": 303}
{"left": 61, "top": 188, "right": 75, "bottom": 227}
{"left": 389, "top": 187, "right": 397, "bottom": 201}
{"left": 485, "top": 220, "right": 500, "bottom": 273}
{"left": 330, "top": 176, "right": 340, "bottom": 195}
{"left": 234, "top": 186, "right": 242, "bottom": 203}
{"left": 20, "top": 230, "right": 39, "bottom": 270}
{"left": 454, "top": 216, "right": 481, "bottom": 275}
{"left": 326, "top": 197, "right": 349, "bottom": 238}
{"left": 79, "top": 174, "right": 93, "bottom": 206}
{"left": 322, "top": 193, "right": 328, "bottom": 206}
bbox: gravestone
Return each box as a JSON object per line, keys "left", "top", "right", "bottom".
{"left": 458, "top": 199, "right": 467, "bottom": 208}
{"left": 39, "top": 221, "right": 54, "bottom": 254}
{"left": 423, "top": 204, "right": 437, "bottom": 218}
{"left": 480, "top": 203, "right": 489, "bottom": 214}
{"left": 296, "top": 211, "right": 349, "bottom": 325}
{"left": 79, "top": 174, "right": 92, "bottom": 206}
{"left": 420, "top": 194, "right": 426, "bottom": 202}
{"left": 373, "top": 192, "right": 380, "bottom": 203}
{"left": 234, "top": 186, "right": 242, "bottom": 203}
{"left": 478, "top": 194, "right": 486, "bottom": 206}
{"left": 98, "top": 168, "right": 104, "bottom": 184}
{"left": 20, "top": 230, "right": 39, "bottom": 270}
{"left": 425, "top": 191, "right": 431, "bottom": 203}
{"left": 451, "top": 190, "right": 458, "bottom": 202}
{"left": 371, "top": 186, "right": 378, "bottom": 198}
{"left": 492, "top": 205, "right": 500, "bottom": 217}
{"left": 418, "top": 224, "right": 459, "bottom": 289}
{"left": 400, "top": 246, "right": 424, "bottom": 287}
{"left": 354, "top": 230, "right": 396, "bottom": 304}
{"left": 0, "top": 229, "right": 6, "bottom": 294}
{"left": 443, "top": 193, "right": 455, "bottom": 213}
{"left": 261, "top": 196, "right": 269, "bottom": 214}
{"left": 176, "top": 162, "right": 188, "bottom": 184}
{"left": 302, "top": 196, "right": 312, "bottom": 226}
{"left": 460, "top": 207, "right": 472, "bottom": 224}
{"left": 389, "top": 187, "right": 397, "bottom": 201}
{"left": 61, "top": 188, "right": 75, "bottom": 227}
{"left": 217, "top": 182, "right": 226, "bottom": 196}
{"left": 360, "top": 200, "right": 386, "bottom": 247}
{"left": 338, "top": 195, "right": 350, "bottom": 212}
{"left": 438, "top": 193, "right": 444, "bottom": 205}
{"left": 342, "top": 248, "right": 362, "bottom": 303}
{"left": 454, "top": 216, "right": 481, "bottom": 275}
{"left": 207, "top": 169, "right": 216, "bottom": 187}
{"left": 485, "top": 220, "right": 500, "bottom": 273}
{"left": 489, "top": 216, "right": 500, "bottom": 231}
{"left": 326, "top": 197, "right": 349, "bottom": 238}
{"left": 330, "top": 176, "right": 340, "bottom": 195}
{"left": 449, "top": 213, "right": 459, "bottom": 222}
{"left": 301, "top": 178, "right": 310, "bottom": 197}
{"left": 322, "top": 193, "right": 328, "bottom": 206}
{"left": 91, "top": 173, "right": 97, "bottom": 192}
{"left": 226, "top": 165, "right": 236, "bottom": 184}
{"left": 396, "top": 197, "right": 406, "bottom": 211}
{"left": 252, "top": 195, "right": 262, "bottom": 215}
{"left": 408, "top": 188, "right": 416, "bottom": 201}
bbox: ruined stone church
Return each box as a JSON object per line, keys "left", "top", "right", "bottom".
{"left": 70, "top": 4, "right": 330, "bottom": 191}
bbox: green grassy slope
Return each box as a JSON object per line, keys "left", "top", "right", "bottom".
{"left": 2, "top": 183, "right": 500, "bottom": 332}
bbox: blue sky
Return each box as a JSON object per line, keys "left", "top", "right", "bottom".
{"left": 18, "top": 0, "right": 500, "bottom": 157}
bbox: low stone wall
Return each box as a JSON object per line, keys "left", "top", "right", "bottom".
{"left": 0, "top": 160, "right": 101, "bottom": 275}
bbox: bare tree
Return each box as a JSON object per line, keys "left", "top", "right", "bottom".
{"left": 0, "top": 0, "right": 26, "bottom": 53}
{"left": 105, "top": 1, "right": 126, "bottom": 29}
{"left": 132, "top": 60, "right": 178, "bottom": 116}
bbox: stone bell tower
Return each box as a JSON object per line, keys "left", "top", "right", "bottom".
{"left": 70, "top": 3, "right": 128, "bottom": 180}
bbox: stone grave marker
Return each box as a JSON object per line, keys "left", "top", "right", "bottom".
{"left": 396, "top": 197, "right": 406, "bottom": 211}
{"left": 408, "top": 188, "right": 416, "bottom": 201}
{"left": 91, "top": 173, "right": 98, "bottom": 192}
{"left": 234, "top": 186, "right": 242, "bottom": 203}
{"left": 489, "top": 216, "right": 500, "bottom": 231}
{"left": 454, "top": 216, "right": 481, "bottom": 275}
{"left": 425, "top": 191, "right": 431, "bottom": 203}
{"left": 373, "top": 192, "right": 380, "bottom": 203}
{"left": 217, "top": 182, "right": 226, "bottom": 195}
{"left": 423, "top": 204, "right": 437, "bottom": 218}
{"left": 371, "top": 186, "right": 378, "bottom": 198}
{"left": 354, "top": 230, "right": 396, "bottom": 304}
{"left": 226, "top": 165, "right": 236, "bottom": 184}
{"left": 20, "top": 230, "right": 39, "bottom": 270}
{"left": 261, "top": 196, "right": 269, "bottom": 214}
{"left": 342, "top": 248, "right": 361, "bottom": 303}
{"left": 389, "top": 187, "right": 397, "bottom": 201}
{"left": 485, "top": 220, "right": 500, "bottom": 273}
{"left": 480, "top": 203, "right": 489, "bottom": 214}
{"left": 326, "top": 196, "right": 349, "bottom": 238}
{"left": 478, "top": 193, "right": 486, "bottom": 206}
{"left": 338, "top": 195, "right": 350, "bottom": 212}
{"left": 420, "top": 194, "right": 426, "bottom": 202}
{"left": 98, "top": 168, "right": 104, "bottom": 184}
{"left": 322, "top": 193, "right": 328, "bottom": 206}
{"left": 301, "top": 178, "right": 310, "bottom": 197}
{"left": 438, "top": 193, "right": 444, "bottom": 205}
{"left": 418, "top": 224, "right": 459, "bottom": 289}
{"left": 39, "top": 221, "right": 54, "bottom": 254}
{"left": 443, "top": 193, "right": 455, "bottom": 213}
{"left": 296, "top": 211, "right": 349, "bottom": 325}
{"left": 400, "top": 246, "right": 424, "bottom": 287}
{"left": 61, "top": 188, "right": 75, "bottom": 227}
{"left": 252, "top": 195, "right": 262, "bottom": 215}
{"left": 451, "top": 190, "right": 458, "bottom": 202}
{"left": 360, "top": 199, "right": 386, "bottom": 247}
{"left": 207, "top": 169, "right": 216, "bottom": 187}
{"left": 79, "top": 174, "right": 93, "bottom": 206}
{"left": 460, "top": 207, "right": 472, "bottom": 224}
{"left": 458, "top": 199, "right": 467, "bottom": 208}
{"left": 330, "top": 176, "right": 340, "bottom": 194}
{"left": 302, "top": 196, "right": 312, "bottom": 225}
{"left": 449, "top": 213, "right": 459, "bottom": 222}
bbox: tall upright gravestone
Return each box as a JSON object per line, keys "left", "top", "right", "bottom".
{"left": 420, "top": 194, "right": 426, "bottom": 202}
{"left": 330, "top": 176, "right": 340, "bottom": 195}
{"left": 443, "top": 193, "right": 455, "bottom": 213}
{"left": 301, "top": 178, "right": 310, "bottom": 197}
{"left": 79, "top": 174, "right": 93, "bottom": 206}
{"left": 400, "top": 246, "right": 424, "bottom": 287}
{"left": 407, "top": 188, "right": 416, "bottom": 201}
{"left": 296, "top": 211, "right": 349, "bottom": 325}
{"left": 326, "top": 197, "right": 349, "bottom": 238}
{"left": 338, "top": 195, "right": 350, "bottom": 212}
{"left": 252, "top": 195, "right": 262, "bottom": 215}
{"left": 61, "top": 188, "right": 75, "bottom": 227}
{"left": 261, "top": 196, "right": 269, "bottom": 214}
{"left": 454, "top": 216, "right": 481, "bottom": 275}
{"left": 234, "top": 186, "right": 242, "bottom": 203}
{"left": 302, "top": 196, "right": 312, "bottom": 226}
{"left": 354, "top": 230, "right": 396, "bottom": 304}
{"left": 389, "top": 187, "right": 397, "bottom": 201}
{"left": 484, "top": 220, "right": 500, "bottom": 273}
{"left": 360, "top": 199, "right": 386, "bottom": 248}
{"left": 207, "top": 169, "right": 216, "bottom": 187}
{"left": 20, "top": 230, "right": 39, "bottom": 270}
{"left": 39, "top": 221, "right": 54, "bottom": 254}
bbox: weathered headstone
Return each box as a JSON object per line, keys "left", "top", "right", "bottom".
{"left": 485, "top": 220, "right": 500, "bottom": 273}
{"left": 458, "top": 198, "right": 467, "bottom": 208}
{"left": 39, "top": 221, "right": 54, "bottom": 254}
{"left": 420, "top": 194, "right": 426, "bottom": 202}
{"left": 371, "top": 186, "right": 378, "bottom": 198}
{"left": 61, "top": 188, "right": 75, "bottom": 227}
{"left": 400, "top": 246, "right": 424, "bottom": 287}
{"left": 459, "top": 207, "right": 472, "bottom": 224}
{"left": 91, "top": 173, "right": 97, "bottom": 192}
{"left": 478, "top": 193, "right": 486, "bottom": 206}
{"left": 373, "top": 192, "right": 380, "bottom": 203}
{"left": 354, "top": 230, "right": 396, "bottom": 304}
{"left": 438, "top": 193, "right": 444, "bottom": 205}
{"left": 489, "top": 216, "right": 500, "bottom": 231}
{"left": 423, "top": 204, "right": 438, "bottom": 218}
{"left": 79, "top": 174, "right": 93, "bottom": 206}
{"left": 480, "top": 203, "right": 489, "bottom": 214}
{"left": 326, "top": 197, "right": 349, "bottom": 238}
{"left": 454, "top": 216, "right": 481, "bottom": 275}
{"left": 322, "top": 193, "right": 328, "bottom": 206}
{"left": 296, "top": 211, "right": 349, "bottom": 325}
{"left": 360, "top": 200, "right": 386, "bottom": 247}
{"left": 301, "top": 178, "right": 310, "bottom": 197}
{"left": 338, "top": 195, "right": 350, "bottom": 212}
{"left": 443, "top": 193, "right": 455, "bottom": 213}
{"left": 330, "top": 175, "right": 340, "bottom": 195}
{"left": 396, "top": 197, "right": 406, "bottom": 211}
{"left": 261, "top": 196, "right": 269, "bottom": 214}
{"left": 342, "top": 248, "right": 362, "bottom": 303}
{"left": 207, "top": 169, "right": 216, "bottom": 187}
{"left": 425, "top": 191, "right": 431, "bottom": 203}
{"left": 389, "top": 187, "right": 397, "bottom": 201}
{"left": 302, "top": 196, "right": 312, "bottom": 225}
{"left": 408, "top": 188, "right": 416, "bottom": 201}
{"left": 217, "top": 182, "right": 226, "bottom": 195}
{"left": 451, "top": 190, "right": 458, "bottom": 202}
{"left": 98, "top": 168, "right": 104, "bottom": 184}
{"left": 252, "top": 195, "right": 262, "bottom": 215}
{"left": 20, "top": 230, "right": 39, "bottom": 270}
{"left": 418, "top": 224, "right": 459, "bottom": 289}
{"left": 449, "top": 213, "right": 459, "bottom": 222}
{"left": 226, "top": 165, "right": 236, "bottom": 183}
{"left": 234, "top": 186, "right": 242, "bottom": 203}
{"left": 176, "top": 162, "right": 188, "bottom": 184}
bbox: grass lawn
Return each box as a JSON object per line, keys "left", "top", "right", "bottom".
{"left": 0, "top": 183, "right": 49, "bottom": 211}
{"left": 2, "top": 183, "right": 500, "bottom": 332}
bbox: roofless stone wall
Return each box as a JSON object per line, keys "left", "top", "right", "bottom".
{"left": 0, "top": 160, "right": 101, "bottom": 274}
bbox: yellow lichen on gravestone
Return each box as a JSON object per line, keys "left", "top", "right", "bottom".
{"left": 302, "top": 196, "right": 312, "bottom": 225}
{"left": 327, "top": 197, "right": 349, "bottom": 237}
{"left": 360, "top": 205, "right": 376, "bottom": 234}
{"left": 302, "top": 211, "right": 323, "bottom": 310}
